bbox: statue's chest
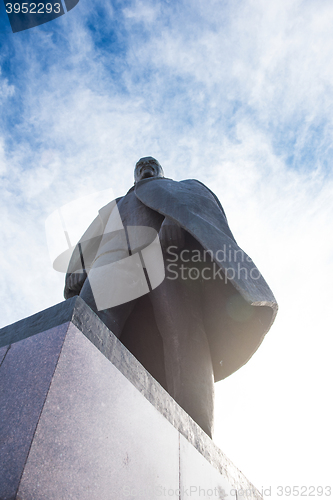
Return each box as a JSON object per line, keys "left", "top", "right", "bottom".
{"left": 117, "top": 192, "right": 164, "bottom": 231}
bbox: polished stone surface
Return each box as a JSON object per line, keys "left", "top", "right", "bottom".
{"left": 0, "top": 345, "right": 9, "bottom": 365}
{"left": 17, "top": 323, "right": 179, "bottom": 500}
{"left": 0, "top": 296, "right": 79, "bottom": 349}
{"left": 0, "top": 323, "right": 68, "bottom": 500}
{"left": 180, "top": 433, "right": 231, "bottom": 499}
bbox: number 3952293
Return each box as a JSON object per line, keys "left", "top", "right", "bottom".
{"left": 5, "top": 3, "right": 61, "bottom": 14}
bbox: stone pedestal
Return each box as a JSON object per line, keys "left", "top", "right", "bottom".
{"left": 0, "top": 297, "right": 262, "bottom": 500}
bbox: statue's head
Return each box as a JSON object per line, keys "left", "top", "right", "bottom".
{"left": 134, "top": 157, "right": 164, "bottom": 183}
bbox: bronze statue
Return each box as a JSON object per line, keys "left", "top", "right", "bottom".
{"left": 64, "top": 157, "right": 278, "bottom": 438}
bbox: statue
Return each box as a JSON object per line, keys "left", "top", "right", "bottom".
{"left": 64, "top": 157, "right": 278, "bottom": 438}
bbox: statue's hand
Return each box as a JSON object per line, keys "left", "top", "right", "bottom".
{"left": 159, "top": 219, "right": 185, "bottom": 251}
{"left": 65, "top": 271, "right": 87, "bottom": 298}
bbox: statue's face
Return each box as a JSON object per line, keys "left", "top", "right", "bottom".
{"left": 134, "top": 157, "right": 164, "bottom": 183}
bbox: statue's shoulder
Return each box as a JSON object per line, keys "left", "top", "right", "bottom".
{"left": 179, "top": 179, "right": 226, "bottom": 217}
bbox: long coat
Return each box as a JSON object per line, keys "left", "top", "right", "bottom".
{"left": 65, "top": 177, "right": 278, "bottom": 382}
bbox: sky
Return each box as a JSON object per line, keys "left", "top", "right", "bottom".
{"left": 1, "top": 0, "right": 333, "bottom": 498}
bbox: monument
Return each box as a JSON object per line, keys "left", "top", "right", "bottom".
{"left": 64, "top": 157, "right": 278, "bottom": 438}
{"left": 0, "top": 157, "right": 278, "bottom": 499}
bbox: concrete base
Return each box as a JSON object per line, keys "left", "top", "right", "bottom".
{"left": 0, "top": 297, "right": 262, "bottom": 500}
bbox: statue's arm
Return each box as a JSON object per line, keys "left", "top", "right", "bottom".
{"left": 64, "top": 213, "right": 105, "bottom": 299}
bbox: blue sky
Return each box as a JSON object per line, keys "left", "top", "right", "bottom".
{"left": 1, "top": 0, "right": 333, "bottom": 497}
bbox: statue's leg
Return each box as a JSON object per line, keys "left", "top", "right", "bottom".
{"left": 148, "top": 268, "right": 215, "bottom": 438}
{"left": 79, "top": 278, "right": 136, "bottom": 338}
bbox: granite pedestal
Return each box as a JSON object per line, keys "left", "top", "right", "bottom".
{"left": 0, "top": 297, "right": 263, "bottom": 500}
